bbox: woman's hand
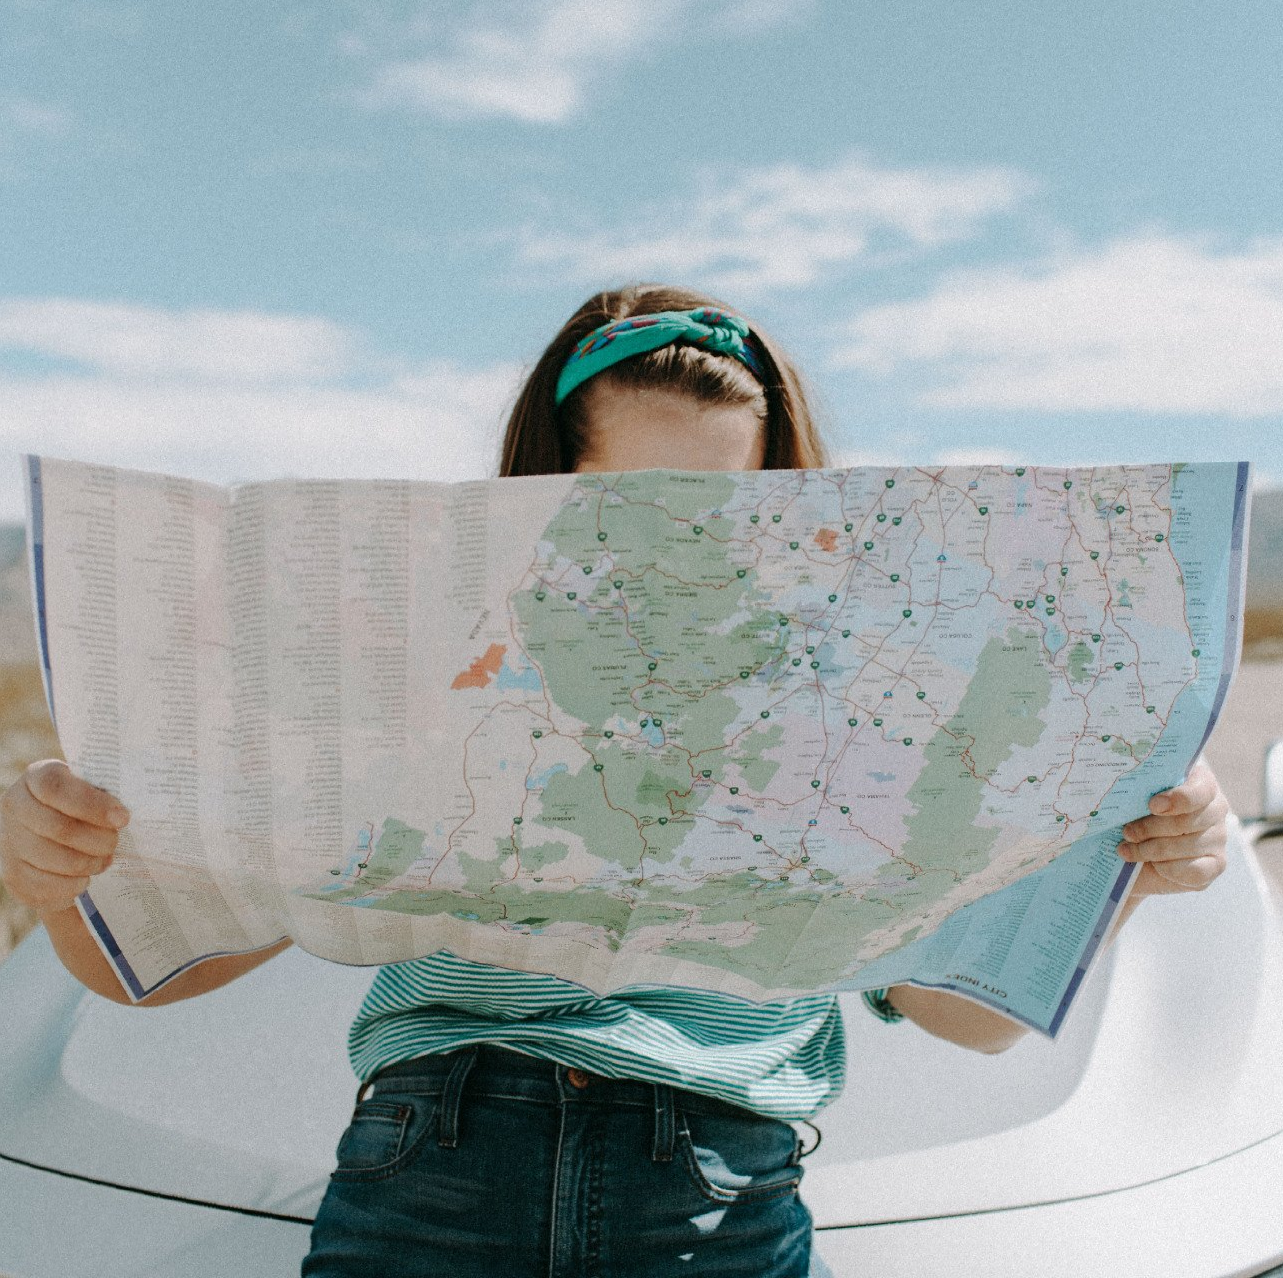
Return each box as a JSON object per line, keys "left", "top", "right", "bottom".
{"left": 887, "top": 761, "right": 1231, "bottom": 1053}
{"left": 2, "top": 759, "right": 290, "bottom": 1005}
{"left": 1116, "top": 760, "right": 1230, "bottom": 897}
{"left": 0, "top": 759, "right": 128, "bottom": 916}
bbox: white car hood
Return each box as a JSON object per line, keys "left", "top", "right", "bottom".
{"left": 806, "top": 819, "right": 1283, "bottom": 1226}
{"left": 0, "top": 937, "right": 372, "bottom": 1219}
{"left": 2, "top": 820, "right": 1280, "bottom": 1229}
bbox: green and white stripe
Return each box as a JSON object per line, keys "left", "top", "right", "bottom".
{"left": 348, "top": 953, "right": 891, "bottom": 1121}
{"left": 860, "top": 987, "right": 905, "bottom": 1023}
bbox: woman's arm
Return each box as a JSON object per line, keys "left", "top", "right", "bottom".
{"left": 41, "top": 902, "right": 292, "bottom": 1006}
{"left": 884, "top": 760, "right": 1229, "bottom": 1053}
{"left": 3, "top": 760, "right": 291, "bottom": 1006}
{"left": 883, "top": 893, "right": 1146, "bottom": 1053}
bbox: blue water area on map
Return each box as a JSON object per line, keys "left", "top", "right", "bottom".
{"left": 528, "top": 763, "right": 568, "bottom": 790}
{"left": 867, "top": 771, "right": 896, "bottom": 783}
{"left": 497, "top": 658, "right": 543, "bottom": 691}
{"left": 1045, "top": 625, "right": 1066, "bottom": 653}
{"left": 641, "top": 722, "right": 664, "bottom": 747}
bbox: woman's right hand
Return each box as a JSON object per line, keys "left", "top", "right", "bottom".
{"left": 0, "top": 759, "right": 129, "bottom": 915}
{"left": 3, "top": 760, "right": 286, "bottom": 1004}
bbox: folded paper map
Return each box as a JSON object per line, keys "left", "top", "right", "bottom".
{"left": 24, "top": 457, "right": 1250, "bottom": 1034}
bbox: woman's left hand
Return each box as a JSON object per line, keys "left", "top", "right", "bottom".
{"left": 1117, "top": 760, "right": 1231, "bottom": 897}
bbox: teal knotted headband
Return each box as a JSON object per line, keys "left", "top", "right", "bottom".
{"left": 554, "top": 307, "right": 766, "bottom": 407}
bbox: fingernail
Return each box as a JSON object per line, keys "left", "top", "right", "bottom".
{"left": 107, "top": 804, "right": 130, "bottom": 829}
{"left": 1116, "top": 842, "right": 1131, "bottom": 860}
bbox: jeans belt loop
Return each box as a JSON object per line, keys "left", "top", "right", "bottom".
{"left": 437, "top": 1046, "right": 480, "bottom": 1150}
{"left": 651, "top": 1083, "right": 676, "bottom": 1163}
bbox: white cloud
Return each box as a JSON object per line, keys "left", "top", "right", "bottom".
{"left": 1, "top": 95, "right": 74, "bottom": 137}
{"left": 518, "top": 155, "right": 1032, "bottom": 292}
{"left": 0, "top": 299, "right": 359, "bottom": 385}
{"left": 705, "top": 0, "right": 818, "bottom": 34}
{"left": 0, "top": 369, "right": 523, "bottom": 522}
{"left": 356, "top": 0, "right": 816, "bottom": 124}
{"left": 0, "top": 300, "right": 527, "bottom": 522}
{"left": 374, "top": 58, "right": 580, "bottom": 125}
{"left": 1, "top": 95, "right": 76, "bottom": 177}
{"left": 930, "top": 447, "right": 1023, "bottom": 468}
{"left": 826, "top": 448, "right": 1028, "bottom": 473}
{"left": 826, "top": 447, "right": 913, "bottom": 469}
{"left": 364, "top": 0, "right": 683, "bottom": 124}
{"left": 834, "top": 234, "right": 1283, "bottom": 417}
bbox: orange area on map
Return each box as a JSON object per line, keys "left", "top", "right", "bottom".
{"left": 451, "top": 643, "right": 507, "bottom": 690}
{"left": 814, "top": 528, "right": 838, "bottom": 552}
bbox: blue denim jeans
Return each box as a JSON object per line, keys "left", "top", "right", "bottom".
{"left": 302, "top": 1044, "right": 829, "bottom": 1277}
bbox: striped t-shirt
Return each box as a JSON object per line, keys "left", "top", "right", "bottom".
{"left": 351, "top": 954, "right": 851, "bottom": 1124}
{"left": 348, "top": 953, "right": 900, "bottom": 1122}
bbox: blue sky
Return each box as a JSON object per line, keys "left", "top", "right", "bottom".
{"left": 1, "top": 0, "right": 1281, "bottom": 520}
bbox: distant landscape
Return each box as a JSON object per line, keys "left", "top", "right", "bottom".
{"left": 2, "top": 491, "right": 1281, "bottom": 962}
{"left": 0, "top": 663, "right": 52, "bottom": 957}
{"left": 1242, "top": 488, "right": 1283, "bottom": 657}
{"left": 0, "top": 525, "right": 58, "bottom": 957}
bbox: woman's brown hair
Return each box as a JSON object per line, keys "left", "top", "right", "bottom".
{"left": 499, "top": 283, "right": 828, "bottom": 477}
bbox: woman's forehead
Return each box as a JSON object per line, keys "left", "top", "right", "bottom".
{"left": 581, "top": 379, "right": 758, "bottom": 422}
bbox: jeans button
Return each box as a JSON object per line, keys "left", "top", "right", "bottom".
{"left": 567, "top": 1068, "right": 592, "bottom": 1089}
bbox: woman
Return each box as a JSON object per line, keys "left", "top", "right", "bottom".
{"left": 0, "top": 283, "right": 1232, "bottom": 1276}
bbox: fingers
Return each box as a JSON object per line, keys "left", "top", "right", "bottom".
{"left": 1, "top": 761, "right": 125, "bottom": 914}
{"left": 1146, "top": 762, "right": 1219, "bottom": 818}
{"left": 1129, "top": 855, "right": 1226, "bottom": 897}
{"left": 1121, "top": 791, "right": 1230, "bottom": 844}
{"left": 1117, "top": 764, "right": 1229, "bottom": 898}
{"left": 1117, "top": 824, "right": 1226, "bottom": 864}
{"left": 1122, "top": 762, "right": 1229, "bottom": 845}
{"left": 10, "top": 783, "right": 120, "bottom": 859}
{"left": 2, "top": 837, "right": 95, "bottom": 910}
{"left": 23, "top": 759, "right": 129, "bottom": 830}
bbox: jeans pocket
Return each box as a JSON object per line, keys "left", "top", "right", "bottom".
{"left": 331, "top": 1096, "right": 437, "bottom": 1183}
{"left": 676, "top": 1102, "right": 804, "bottom": 1204}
